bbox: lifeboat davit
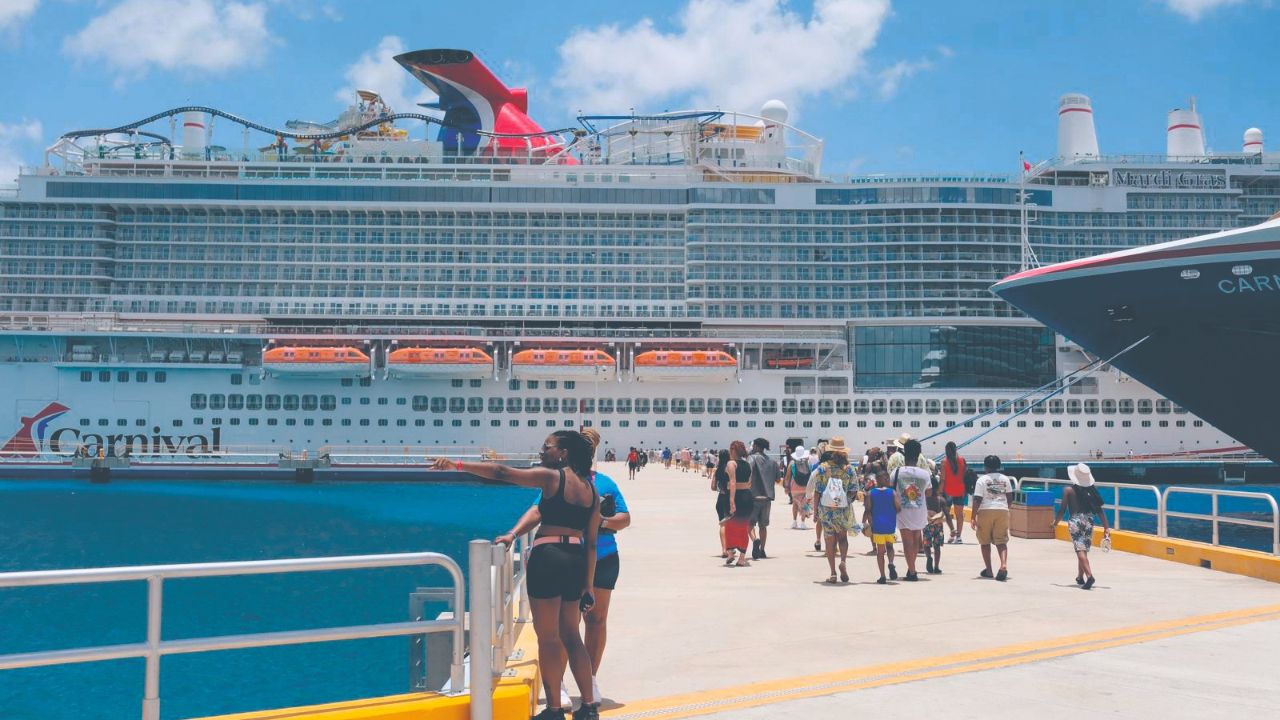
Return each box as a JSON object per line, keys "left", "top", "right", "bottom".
{"left": 511, "top": 349, "right": 616, "bottom": 381}
{"left": 263, "top": 346, "right": 370, "bottom": 377}
{"left": 634, "top": 350, "right": 737, "bottom": 383}
{"left": 387, "top": 347, "right": 493, "bottom": 379}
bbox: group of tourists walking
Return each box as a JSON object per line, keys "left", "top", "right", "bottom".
{"left": 434, "top": 429, "right": 1112, "bottom": 720}
{"left": 711, "top": 432, "right": 1111, "bottom": 588}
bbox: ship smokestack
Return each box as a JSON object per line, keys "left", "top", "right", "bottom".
{"left": 1167, "top": 99, "right": 1206, "bottom": 158}
{"left": 181, "top": 111, "right": 208, "bottom": 159}
{"left": 1243, "top": 127, "right": 1263, "bottom": 154}
{"left": 1057, "top": 94, "right": 1099, "bottom": 160}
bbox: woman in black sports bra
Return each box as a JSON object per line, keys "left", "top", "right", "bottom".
{"left": 432, "top": 431, "right": 602, "bottom": 720}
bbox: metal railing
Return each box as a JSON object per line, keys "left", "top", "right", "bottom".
{"left": 1016, "top": 478, "right": 1163, "bottom": 534}
{"left": 0, "top": 553, "right": 466, "bottom": 720}
{"left": 1014, "top": 478, "right": 1279, "bottom": 554}
{"left": 467, "top": 536, "right": 532, "bottom": 720}
{"left": 1165, "top": 487, "right": 1280, "bottom": 555}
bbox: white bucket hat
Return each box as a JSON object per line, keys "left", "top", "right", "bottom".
{"left": 1069, "top": 463, "right": 1096, "bottom": 487}
{"left": 790, "top": 446, "right": 808, "bottom": 462}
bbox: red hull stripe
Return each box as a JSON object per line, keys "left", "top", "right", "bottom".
{"left": 1003, "top": 239, "right": 1280, "bottom": 283}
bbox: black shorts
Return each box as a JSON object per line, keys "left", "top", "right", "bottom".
{"left": 716, "top": 492, "right": 731, "bottom": 521}
{"left": 527, "top": 542, "right": 586, "bottom": 601}
{"left": 594, "top": 553, "right": 620, "bottom": 590}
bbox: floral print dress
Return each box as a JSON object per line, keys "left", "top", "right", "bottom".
{"left": 812, "top": 462, "right": 860, "bottom": 535}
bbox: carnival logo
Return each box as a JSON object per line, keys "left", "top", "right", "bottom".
{"left": 0, "top": 402, "right": 70, "bottom": 458}
{"left": 2, "top": 402, "right": 223, "bottom": 458}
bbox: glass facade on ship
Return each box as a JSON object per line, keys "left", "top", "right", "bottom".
{"left": 7, "top": 169, "right": 1279, "bottom": 326}
{"left": 5, "top": 156, "right": 1280, "bottom": 440}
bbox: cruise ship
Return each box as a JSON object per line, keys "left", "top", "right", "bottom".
{"left": 2, "top": 48, "right": 1276, "bottom": 463}
{"left": 993, "top": 216, "right": 1280, "bottom": 463}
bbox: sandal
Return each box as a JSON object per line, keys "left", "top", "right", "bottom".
{"left": 814, "top": 541, "right": 821, "bottom": 552}
{"left": 839, "top": 562, "right": 849, "bottom": 583}
{"left": 825, "top": 573, "right": 839, "bottom": 584}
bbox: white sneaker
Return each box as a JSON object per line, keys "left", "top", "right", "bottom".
{"left": 790, "top": 520, "right": 799, "bottom": 529}
{"left": 560, "top": 683, "right": 572, "bottom": 708}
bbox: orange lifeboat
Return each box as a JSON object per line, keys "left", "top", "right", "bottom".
{"left": 263, "top": 346, "right": 370, "bottom": 377}
{"left": 634, "top": 350, "right": 737, "bottom": 383}
{"left": 765, "top": 356, "right": 814, "bottom": 369}
{"left": 387, "top": 347, "right": 493, "bottom": 379}
{"left": 511, "top": 349, "right": 616, "bottom": 381}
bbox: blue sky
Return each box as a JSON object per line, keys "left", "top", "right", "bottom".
{"left": 1, "top": 0, "right": 1276, "bottom": 183}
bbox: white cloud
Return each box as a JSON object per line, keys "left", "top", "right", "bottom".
{"left": 554, "top": 0, "right": 891, "bottom": 116}
{"left": 1162, "top": 0, "right": 1249, "bottom": 21}
{"left": 877, "top": 58, "right": 931, "bottom": 99}
{"left": 0, "top": 0, "right": 39, "bottom": 32}
{"left": 0, "top": 119, "right": 43, "bottom": 186}
{"left": 335, "top": 35, "right": 436, "bottom": 116}
{"left": 63, "top": 0, "right": 271, "bottom": 81}
{"left": 268, "top": 0, "right": 339, "bottom": 21}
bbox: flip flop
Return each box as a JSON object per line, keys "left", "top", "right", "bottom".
{"left": 825, "top": 574, "right": 839, "bottom": 584}
{"left": 839, "top": 562, "right": 849, "bottom": 583}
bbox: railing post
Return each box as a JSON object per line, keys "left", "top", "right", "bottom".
{"left": 141, "top": 575, "right": 163, "bottom": 720}
{"left": 1158, "top": 487, "right": 1166, "bottom": 538}
{"left": 1211, "top": 494, "right": 1220, "bottom": 547}
{"left": 468, "top": 540, "right": 493, "bottom": 720}
{"left": 516, "top": 534, "right": 531, "bottom": 624}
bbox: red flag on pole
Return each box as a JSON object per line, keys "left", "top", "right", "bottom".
{"left": 1022, "top": 159, "right": 1032, "bottom": 172}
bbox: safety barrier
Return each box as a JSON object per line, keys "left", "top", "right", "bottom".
{"left": 1016, "top": 478, "right": 1279, "bottom": 555}
{"left": 1016, "top": 478, "right": 1163, "bottom": 534}
{"left": 0, "top": 553, "right": 467, "bottom": 720}
{"left": 468, "top": 536, "right": 533, "bottom": 720}
{"left": 1164, "top": 487, "right": 1280, "bottom": 555}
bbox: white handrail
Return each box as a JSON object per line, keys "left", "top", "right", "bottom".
{"left": 0, "top": 552, "right": 467, "bottom": 720}
{"left": 1015, "top": 477, "right": 1162, "bottom": 533}
{"left": 467, "top": 535, "right": 532, "bottom": 720}
{"left": 1164, "top": 487, "right": 1280, "bottom": 555}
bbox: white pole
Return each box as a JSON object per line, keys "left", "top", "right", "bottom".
{"left": 467, "top": 540, "right": 493, "bottom": 720}
{"left": 141, "top": 576, "right": 163, "bottom": 720}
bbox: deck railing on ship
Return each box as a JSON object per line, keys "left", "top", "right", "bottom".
{"left": 0, "top": 540, "right": 533, "bottom": 720}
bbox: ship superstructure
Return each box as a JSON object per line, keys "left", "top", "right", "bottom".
{"left": 3, "top": 50, "right": 1278, "bottom": 460}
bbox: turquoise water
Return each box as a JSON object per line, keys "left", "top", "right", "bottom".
{"left": 1018, "top": 482, "right": 1280, "bottom": 552}
{"left": 0, "top": 479, "right": 537, "bottom": 720}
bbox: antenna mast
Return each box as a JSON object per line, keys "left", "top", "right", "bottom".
{"left": 1019, "top": 151, "right": 1041, "bottom": 272}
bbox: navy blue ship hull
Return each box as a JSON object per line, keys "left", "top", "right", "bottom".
{"left": 994, "top": 226, "right": 1280, "bottom": 463}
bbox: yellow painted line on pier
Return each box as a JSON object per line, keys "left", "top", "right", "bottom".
{"left": 603, "top": 603, "right": 1280, "bottom": 720}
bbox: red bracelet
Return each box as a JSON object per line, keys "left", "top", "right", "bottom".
{"left": 455, "top": 461, "right": 463, "bottom": 471}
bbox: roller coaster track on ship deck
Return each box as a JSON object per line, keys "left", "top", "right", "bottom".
{"left": 59, "top": 106, "right": 582, "bottom": 145}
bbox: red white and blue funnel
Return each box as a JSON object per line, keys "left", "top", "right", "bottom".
{"left": 395, "top": 48, "right": 559, "bottom": 157}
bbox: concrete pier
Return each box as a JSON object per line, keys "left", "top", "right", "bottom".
{"left": 584, "top": 461, "right": 1280, "bottom": 719}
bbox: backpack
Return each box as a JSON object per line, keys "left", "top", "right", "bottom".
{"left": 819, "top": 467, "right": 849, "bottom": 509}
{"left": 793, "top": 458, "right": 812, "bottom": 487}
{"left": 963, "top": 467, "right": 979, "bottom": 495}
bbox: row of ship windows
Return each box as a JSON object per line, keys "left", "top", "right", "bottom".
{"left": 108, "top": 210, "right": 688, "bottom": 227}
{"left": 81, "top": 416, "right": 1204, "bottom": 431}
{"left": 688, "top": 208, "right": 1233, "bottom": 228}
{"left": 13, "top": 296, "right": 700, "bottom": 319}
{"left": 80, "top": 370, "right": 168, "bottom": 383}
{"left": 183, "top": 393, "right": 1186, "bottom": 416}
{"left": 113, "top": 233, "right": 686, "bottom": 249}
